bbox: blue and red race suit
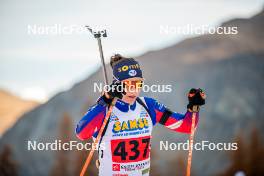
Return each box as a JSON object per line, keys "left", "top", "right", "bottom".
{"left": 76, "top": 97, "right": 199, "bottom": 176}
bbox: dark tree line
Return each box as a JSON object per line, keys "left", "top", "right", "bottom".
{"left": 219, "top": 128, "right": 264, "bottom": 176}
{"left": 0, "top": 145, "right": 18, "bottom": 176}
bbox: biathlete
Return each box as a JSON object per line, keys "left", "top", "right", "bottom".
{"left": 76, "top": 54, "right": 206, "bottom": 176}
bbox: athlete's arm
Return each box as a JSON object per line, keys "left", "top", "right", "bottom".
{"left": 75, "top": 96, "right": 108, "bottom": 140}
{"left": 144, "top": 97, "right": 199, "bottom": 134}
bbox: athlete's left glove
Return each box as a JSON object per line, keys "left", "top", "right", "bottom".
{"left": 187, "top": 88, "right": 206, "bottom": 111}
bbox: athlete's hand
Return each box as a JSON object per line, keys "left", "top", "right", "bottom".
{"left": 104, "top": 81, "right": 126, "bottom": 100}
{"left": 187, "top": 88, "right": 206, "bottom": 111}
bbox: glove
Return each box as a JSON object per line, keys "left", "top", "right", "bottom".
{"left": 187, "top": 88, "right": 206, "bottom": 112}
{"left": 102, "top": 81, "right": 126, "bottom": 104}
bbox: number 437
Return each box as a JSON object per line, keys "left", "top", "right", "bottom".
{"left": 111, "top": 137, "right": 151, "bottom": 163}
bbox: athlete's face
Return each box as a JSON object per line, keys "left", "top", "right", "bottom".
{"left": 121, "top": 78, "right": 143, "bottom": 104}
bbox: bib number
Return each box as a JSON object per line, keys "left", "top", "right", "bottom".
{"left": 111, "top": 136, "right": 151, "bottom": 163}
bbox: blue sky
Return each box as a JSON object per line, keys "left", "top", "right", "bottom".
{"left": 0, "top": 0, "right": 263, "bottom": 101}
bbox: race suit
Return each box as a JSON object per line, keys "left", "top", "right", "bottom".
{"left": 76, "top": 97, "right": 199, "bottom": 176}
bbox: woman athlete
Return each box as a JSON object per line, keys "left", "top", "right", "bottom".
{"left": 76, "top": 54, "right": 206, "bottom": 176}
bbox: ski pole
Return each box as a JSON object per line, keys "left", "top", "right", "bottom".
{"left": 80, "top": 26, "right": 116, "bottom": 176}
{"left": 85, "top": 26, "right": 108, "bottom": 85}
{"left": 186, "top": 105, "right": 199, "bottom": 176}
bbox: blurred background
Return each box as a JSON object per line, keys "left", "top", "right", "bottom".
{"left": 0, "top": 0, "right": 264, "bottom": 175}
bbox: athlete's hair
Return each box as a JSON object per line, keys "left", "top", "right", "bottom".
{"left": 110, "top": 54, "right": 128, "bottom": 68}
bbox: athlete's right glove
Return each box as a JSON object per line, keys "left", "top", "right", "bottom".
{"left": 187, "top": 88, "right": 206, "bottom": 112}
{"left": 101, "top": 81, "right": 126, "bottom": 105}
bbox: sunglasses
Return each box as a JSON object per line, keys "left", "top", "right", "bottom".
{"left": 123, "top": 80, "right": 143, "bottom": 89}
